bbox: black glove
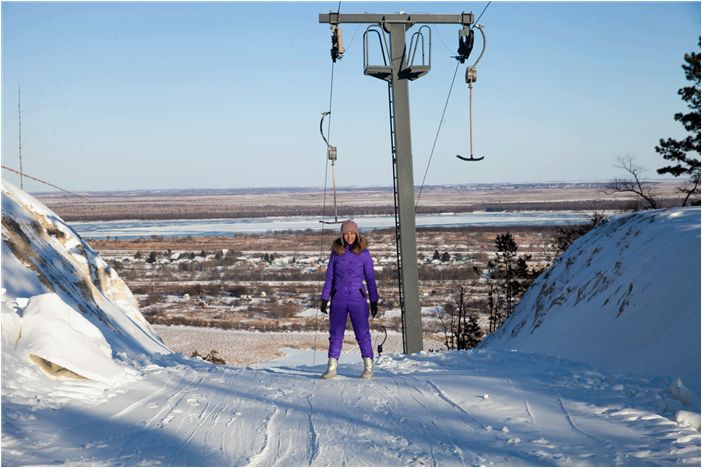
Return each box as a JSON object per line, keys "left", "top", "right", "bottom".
{"left": 370, "top": 302, "right": 378, "bottom": 318}
{"left": 320, "top": 300, "right": 328, "bottom": 314}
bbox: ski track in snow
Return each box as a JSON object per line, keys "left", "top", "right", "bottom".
{"left": 557, "top": 395, "right": 604, "bottom": 446}
{"left": 2, "top": 351, "right": 700, "bottom": 466}
{"left": 305, "top": 395, "right": 319, "bottom": 466}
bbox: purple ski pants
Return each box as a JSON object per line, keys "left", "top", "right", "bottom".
{"left": 328, "top": 298, "right": 373, "bottom": 360}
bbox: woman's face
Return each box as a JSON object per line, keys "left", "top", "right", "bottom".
{"left": 343, "top": 231, "right": 357, "bottom": 245}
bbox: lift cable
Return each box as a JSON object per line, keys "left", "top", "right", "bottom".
{"left": 2, "top": 165, "right": 90, "bottom": 200}
{"left": 416, "top": 2, "right": 491, "bottom": 207}
{"left": 314, "top": 2, "right": 345, "bottom": 366}
{"left": 473, "top": 1, "right": 492, "bottom": 28}
{"left": 314, "top": 61, "right": 336, "bottom": 367}
{"left": 415, "top": 60, "right": 461, "bottom": 208}
{"left": 342, "top": 24, "right": 363, "bottom": 57}
{"left": 431, "top": 25, "right": 455, "bottom": 56}
{"left": 320, "top": 60, "right": 337, "bottom": 221}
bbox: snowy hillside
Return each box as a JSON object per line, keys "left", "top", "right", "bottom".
{"left": 483, "top": 208, "right": 701, "bottom": 396}
{"left": 2, "top": 181, "right": 170, "bottom": 385}
{"left": 2, "top": 181, "right": 700, "bottom": 466}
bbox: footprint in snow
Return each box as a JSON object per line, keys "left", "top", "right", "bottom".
{"left": 530, "top": 438, "right": 556, "bottom": 448}
{"left": 160, "top": 414, "right": 174, "bottom": 426}
{"left": 186, "top": 394, "right": 206, "bottom": 406}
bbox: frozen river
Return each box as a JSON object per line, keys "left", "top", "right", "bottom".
{"left": 72, "top": 211, "right": 594, "bottom": 240}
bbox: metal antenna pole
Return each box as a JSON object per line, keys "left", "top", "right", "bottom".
{"left": 319, "top": 12, "right": 473, "bottom": 354}
{"left": 17, "top": 85, "right": 24, "bottom": 190}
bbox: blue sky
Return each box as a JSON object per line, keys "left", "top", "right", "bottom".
{"left": 2, "top": 1, "right": 700, "bottom": 192}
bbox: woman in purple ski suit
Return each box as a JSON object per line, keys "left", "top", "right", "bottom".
{"left": 319, "top": 220, "right": 379, "bottom": 379}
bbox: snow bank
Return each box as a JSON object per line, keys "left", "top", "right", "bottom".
{"left": 10, "top": 293, "right": 137, "bottom": 384}
{"left": 483, "top": 207, "right": 701, "bottom": 398}
{"left": 1, "top": 180, "right": 171, "bottom": 390}
{"left": 1, "top": 180, "right": 170, "bottom": 358}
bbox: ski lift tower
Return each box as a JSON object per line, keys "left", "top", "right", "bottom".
{"left": 320, "top": 12, "right": 474, "bottom": 354}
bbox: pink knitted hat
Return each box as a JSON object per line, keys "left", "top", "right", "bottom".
{"left": 340, "top": 219, "right": 358, "bottom": 235}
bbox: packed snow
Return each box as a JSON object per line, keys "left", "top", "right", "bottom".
{"left": 2, "top": 180, "right": 700, "bottom": 466}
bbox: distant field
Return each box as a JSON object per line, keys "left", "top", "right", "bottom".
{"left": 94, "top": 225, "right": 564, "bottom": 341}
{"left": 63, "top": 181, "right": 686, "bottom": 352}
{"left": 36, "top": 181, "right": 684, "bottom": 221}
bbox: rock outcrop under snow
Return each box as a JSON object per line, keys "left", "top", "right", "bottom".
{"left": 2, "top": 181, "right": 170, "bottom": 386}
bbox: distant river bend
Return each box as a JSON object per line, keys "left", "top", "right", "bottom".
{"left": 71, "top": 211, "right": 595, "bottom": 240}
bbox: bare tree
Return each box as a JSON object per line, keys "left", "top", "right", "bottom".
{"left": 552, "top": 212, "right": 608, "bottom": 258}
{"left": 438, "top": 283, "right": 483, "bottom": 350}
{"left": 608, "top": 156, "right": 658, "bottom": 209}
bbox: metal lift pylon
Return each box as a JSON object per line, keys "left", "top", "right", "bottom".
{"left": 319, "top": 12, "right": 475, "bottom": 355}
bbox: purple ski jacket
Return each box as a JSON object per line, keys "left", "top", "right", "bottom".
{"left": 321, "top": 241, "right": 378, "bottom": 304}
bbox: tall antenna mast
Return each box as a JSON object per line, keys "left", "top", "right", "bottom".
{"left": 17, "top": 85, "right": 24, "bottom": 189}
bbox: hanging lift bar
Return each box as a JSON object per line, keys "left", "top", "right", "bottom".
{"left": 319, "top": 19, "right": 345, "bottom": 226}
{"left": 319, "top": 111, "right": 341, "bottom": 224}
{"left": 456, "top": 23, "right": 487, "bottom": 162}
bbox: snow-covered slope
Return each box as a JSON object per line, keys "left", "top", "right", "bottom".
{"left": 2, "top": 180, "right": 170, "bottom": 387}
{"left": 483, "top": 208, "right": 701, "bottom": 396}
{"left": 2, "top": 181, "right": 700, "bottom": 466}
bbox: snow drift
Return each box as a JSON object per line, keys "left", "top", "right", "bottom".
{"left": 483, "top": 207, "right": 701, "bottom": 397}
{"left": 1, "top": 180, "right": 170, "bottom": 386}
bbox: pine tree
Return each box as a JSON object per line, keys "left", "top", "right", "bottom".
{"left": 464, "top": 313, "right": 484, "bottom": 349}
{"left": 656, "top": 43, "right": 701, "bottom": 206}
{"left": 489, "top": 232, "right": 534, "bottom": 328}
{"left": 494, "top": 233, "right": 520, "bottom": 317}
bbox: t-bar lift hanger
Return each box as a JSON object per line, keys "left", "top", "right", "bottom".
{"left": 455, "top": 23, "right": 487, "bottom": 162}
{"left": 319, "top": 111, "right": 342, "bottom": 225}
{"left": 318, "top": 19, "right": 346, "bottom": 226}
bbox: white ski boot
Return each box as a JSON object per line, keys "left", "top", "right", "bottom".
{"left": 360, "top": 358, "right": 374, "bottom": 380}
{"left": 321, "top": 358, "right": 338, "bottom": 379}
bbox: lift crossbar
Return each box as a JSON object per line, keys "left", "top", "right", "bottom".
{"left": 319, "top": 13, "right": 473, "bottom": 25}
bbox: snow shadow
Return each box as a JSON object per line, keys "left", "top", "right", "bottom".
{"left": 1, "top": 400, "right": 220, "bottom": 466}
